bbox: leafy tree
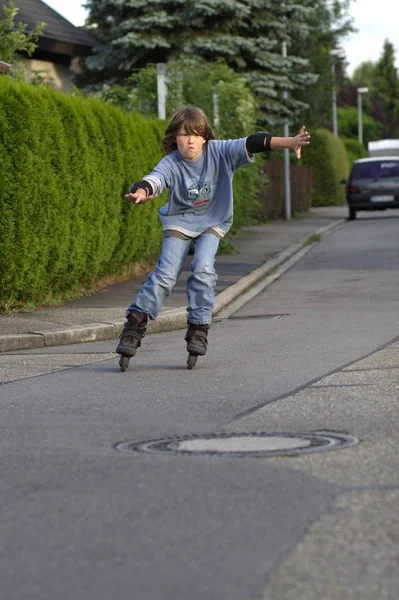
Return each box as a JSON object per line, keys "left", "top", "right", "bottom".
{"left": 339, "top": 41, "right": 399, "bottom": 140}
{"left": 337, "top": 76, "right": 357, "bottom": 108}
{"left": 338, "top": 62, "right": 393, "bottom": 144}
{"left": 179, "top": 58, "right": 257, "bottom": 139}
{"left": 337, "top": 106, "right": 383, "bottom": 146}
{"left": 0, "top": 0, "right": 44, "bottom": 78}
{"left": 291, "top": 0, "right": 355, "bottom": 131}
{"left": 88, "top": 57, "right": 258, "bottom": 140}
{"left": 352, "top": 60, "right": 376, "bottom": 92}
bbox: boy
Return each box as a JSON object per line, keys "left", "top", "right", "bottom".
{"left": 117, "top": 106, "right": 310, "bottom": 364}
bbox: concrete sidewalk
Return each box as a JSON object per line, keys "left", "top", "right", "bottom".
{"left": 0, "top": 207, "right": 347, "bottom": 353}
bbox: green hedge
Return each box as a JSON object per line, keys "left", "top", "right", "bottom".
{"left": 301, "top": 128, "right": 349, "bottom": 206}
{"left": 0, "top": 78, "right": 263, "bottom": 311}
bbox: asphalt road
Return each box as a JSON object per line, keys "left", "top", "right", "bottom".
{"left": 1, "top": 211, "right": 398, "bottom": 600}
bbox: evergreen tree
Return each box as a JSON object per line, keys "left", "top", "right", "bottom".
{"left": 81, "top": 0, "right": 352, "bottom": 128}
{"left": 373, "top": 39, "right": 399, "bottom": 137}
{"left": 352, "top": 61, "right": 376, "bottom": 92}
{"left": 83, "top": 0, "right": 186, "bottom": 84}
{"left": 182, "top": 0, "right": 319, "bottom": 127}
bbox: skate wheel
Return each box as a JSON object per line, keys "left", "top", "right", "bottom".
{"left": 119, "top": 355, "right": 130, "bottom": 372}
{"left": 187, "top": 354, "right": 198, "bottom": 370}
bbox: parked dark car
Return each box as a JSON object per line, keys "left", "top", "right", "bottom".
{"left": 341, "top": 157, "right": 399, "bottom": 220}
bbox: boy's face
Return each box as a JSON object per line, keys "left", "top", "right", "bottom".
{"left": 176, "top": 125, "right": 206, "bottom": 161}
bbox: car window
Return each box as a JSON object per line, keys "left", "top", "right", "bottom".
{"left": 351, "top": 160, "right": 399, "bottom": 180}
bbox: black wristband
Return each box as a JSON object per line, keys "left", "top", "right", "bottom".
{"left": 246, "top": 132, "right": 274, "bottom": 153}
{"left": 129, "top": 180, "right": 154, "bottom": 196}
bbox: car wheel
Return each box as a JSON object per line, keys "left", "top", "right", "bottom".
{"left": 348, "top": 206, "right": 357, "bottom": 220}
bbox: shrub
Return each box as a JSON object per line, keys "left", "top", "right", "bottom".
{"left": 337, "top": 106, "right": 383, "bottom": 148}
{"left": 342, "top": 136, "right": 368, "bottom": 169}
{"left": 301, "top": 128, "right": 349, "bottom": 206}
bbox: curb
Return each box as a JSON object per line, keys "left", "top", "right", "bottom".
{"left": 0, "top": 219, "right": 344, "bottom": 353}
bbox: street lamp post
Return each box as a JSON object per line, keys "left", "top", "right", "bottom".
{"left": 357, "top": 87, "right": 369, "bottom": 144}
{"left": 156, "top": 63, "right": 167, "bottom": 120}
{"left": 329, "top": 48, "right": 345, "bottom": 137}
{"left": 281, "top": 39, "right": 291, "bottom": 221}
{"left": 331, "top": 60, "right": 338, "bottom": 136}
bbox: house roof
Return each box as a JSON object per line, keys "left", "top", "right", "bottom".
{"left": 0, "top": 0, "right": 98, "bottom": 50}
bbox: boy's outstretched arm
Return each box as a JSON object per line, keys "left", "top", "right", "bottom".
{"left": 270, "top": 126, "right": 310, "bottom": 158}
{"left": 246, "top": 126, "right": 310, "bottom": 159}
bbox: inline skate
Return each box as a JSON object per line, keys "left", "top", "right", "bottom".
{"left": 185, "top": 322, "right": 209, "bottom": 369}
{"left": 116, "top": 311, "right": 148, "bottom": 372}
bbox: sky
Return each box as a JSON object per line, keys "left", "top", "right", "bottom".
{"left": 43, "top": 0, "right": 398, "bottom": 76}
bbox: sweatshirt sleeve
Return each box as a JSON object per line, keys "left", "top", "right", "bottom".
{"left": 214, "top": 138, "right": 254, "bottom": 171}
{"left": 142, "top": 155, "right": 174, "bottom": 197}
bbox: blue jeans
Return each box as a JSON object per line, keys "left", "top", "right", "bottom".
{"left": 127, "top": 233, "right": 220, "bottom": 324}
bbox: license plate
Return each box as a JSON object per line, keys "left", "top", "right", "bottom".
{"left": 370, "top": 195, "right": 394, "bottom": 202}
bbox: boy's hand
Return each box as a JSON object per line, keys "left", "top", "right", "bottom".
{"left": 124, "top": 189, "right": 153, "bottom": 204}
{"left": 292, "top": 125, "right": 310, "bottom": 159}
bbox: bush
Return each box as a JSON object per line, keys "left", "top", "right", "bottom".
{"left": 342, "top": 136, "right": 368, "bottom": 169}
{"left": 337, "top": 106, "right": 383, "bottom": 148}
{"left": 301, "top": 128, "right": 349, "bottom": 206}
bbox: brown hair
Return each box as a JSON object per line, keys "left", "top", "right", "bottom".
{"left": 162, "top": 106, "right": 216, "bottom": 154}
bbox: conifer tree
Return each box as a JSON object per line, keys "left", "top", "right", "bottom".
{"left": 182, "top": 0, "right": 319, "bottom": 127}
{"left": 373, "top": 39, "right": 399, "bottom": 137}
{"left": 81, "top": 0, "right": 352, "bottom": 127}
{"left": 83, "top": 0, "right": 186, "bottom": 84}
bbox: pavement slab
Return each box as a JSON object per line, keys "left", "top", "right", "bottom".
{"left": 0, "top": 352, "right": 115, "bottom": 384}
{"left": 226, "top": 338, "right": 399, "bottom": 487}
{"left": 261, "top": 489, "right": 399, "bottom": 600}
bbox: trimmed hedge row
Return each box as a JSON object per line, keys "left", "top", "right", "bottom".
{"left": 301, "top": 128, "right": 349, "bottom": 206}
{"left": 0, "top": 78, "right": 263, "bottom": 311}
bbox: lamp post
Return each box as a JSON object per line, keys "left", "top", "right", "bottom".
{"left": 281, "top": 39, "right": 291, "bottom": 221}
{"left": 331, "top": 60, "right": 338, "bottom": 136}
{"left": 357, "top": 87, "right": 369, "bottom": 144}
{"left": 156, "top": 63, "right": 167, "bottom": 120}
{"left": 329, "top": 48, "right": 344, "bottom": 136}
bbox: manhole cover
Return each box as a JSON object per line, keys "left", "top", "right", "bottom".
{"left": 115, "top": 431, "right": 358, "bottom": 457}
